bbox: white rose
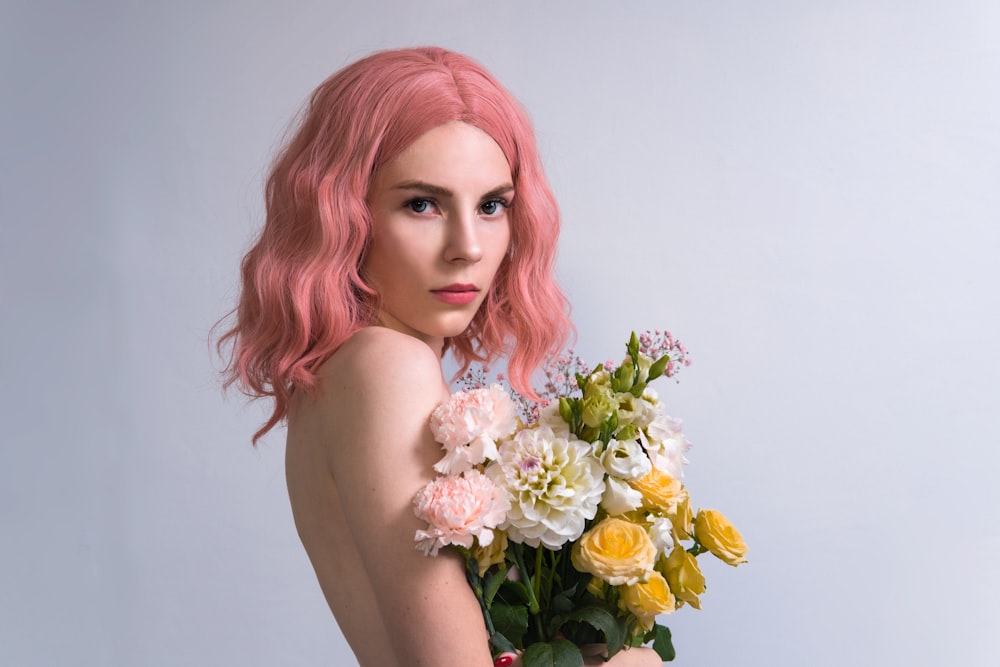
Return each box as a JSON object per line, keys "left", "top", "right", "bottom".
{"left": 588, "top": 369, "right": 612, "bottom": 388}
{"left": 642, "top": 415, "right": 691, "bottom": 479}
{"left": 614, "top": 393, "right": 644, "bottom": 428}
{"left": 537, "top": 400, "right": 571, "bottom": 439}
{"left": 600, "top": 476, "right": 644, "bottom": 516}
{"left": 637, "top": 387, "right": 663, "bottom": 424}
{"left": 646, "top": 514, "right": 675, "bottom": 555}
{"left": 600, "top": 438, "right": 652, "bottom": 481}
{"left": 621, "top": 354, "right": 653, "bottom": 385}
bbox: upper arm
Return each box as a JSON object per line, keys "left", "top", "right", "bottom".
{"left": 313, "top": 329, "right": 493, "bottom": 665}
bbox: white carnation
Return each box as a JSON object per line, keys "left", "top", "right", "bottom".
{"left": 486, "top": 426, "right": 605, "bottom": 550}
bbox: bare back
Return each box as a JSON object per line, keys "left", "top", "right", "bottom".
{"left": 284, "top": 327, "right": 491, "bottom": 666}
{"left": 285, "top": 412, "right": 398, "bottom": 666}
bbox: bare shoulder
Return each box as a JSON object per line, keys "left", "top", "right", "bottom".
{"left": 290, "top": 327, "right": 450, "bottom": 472}
{"left": 322, "top": 326, "right": 446, "bottom": 394}
{"left": 308, "top": 328, "right": 448, "bottom": 435}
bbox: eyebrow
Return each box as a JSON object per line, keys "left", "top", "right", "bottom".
{"left": 392, "top": 180, "right": 515, "bottom": 199}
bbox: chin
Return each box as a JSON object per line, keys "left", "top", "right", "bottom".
{"left": 436, "top": 314, "right": 479, "bottom": 340}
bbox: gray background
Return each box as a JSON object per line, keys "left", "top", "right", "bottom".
{"left": 3, "top": 1, "right": 998, "bottom": 665}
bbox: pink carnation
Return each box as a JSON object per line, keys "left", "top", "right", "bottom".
{"left": 430, "top": 384, "right": 518, "bottom": 474}
{"left": 413, "top": 470, "right": 511, "bottom": 556}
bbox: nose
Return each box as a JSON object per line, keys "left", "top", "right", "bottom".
{"left": 443, "top": 211, "right": 483, "bottom": 263}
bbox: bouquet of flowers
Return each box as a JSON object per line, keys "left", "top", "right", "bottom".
{"left": 413, "top": 332, "right": 747, "bottom": 666}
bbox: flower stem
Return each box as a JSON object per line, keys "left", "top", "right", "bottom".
{"left": 513, "top": 544, "right": 541, "bottom": 614}
{"left": 534, "top": 547, "right": 544, "bottom": 610}
{"left": 459, "top": 548, "right": 496, "bottom": 636}
{"left": 512, "top": 543, "right": 545, "bottom": 639}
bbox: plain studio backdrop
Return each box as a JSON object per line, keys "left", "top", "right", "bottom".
{"left": 2, "top": 1, "right": 998, "bottom": 665}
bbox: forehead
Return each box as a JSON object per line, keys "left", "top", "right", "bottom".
{"left": 374, "top": 121, "right": 512, "bottom": 190}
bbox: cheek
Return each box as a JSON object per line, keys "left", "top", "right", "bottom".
{"left": 487, "top": 234, "right": 513, "bottom": 286}
{"left": 367, "top": 230, "right": 421, "bottom": 276}
{"left": 490, "top": 222, "right": 513, "bottom": 259}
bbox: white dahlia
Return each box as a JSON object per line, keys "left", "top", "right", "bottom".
{"left": 486, "top": 426, "right": 605, "bottom": 550}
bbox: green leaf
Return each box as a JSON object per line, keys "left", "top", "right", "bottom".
{"left": 522, "top": 639, "right": 584, "bottom": 667}
{"left": 496, "top": 579, "right": 531, "bottom": 606}
{"left": 550, "top": 591, "right": 575, "bottom": 616}
{"left": 561, "top": 606, "right": 625, "bottom": 657}
{"left": 490, "top": 603, "right": 529, "bottom": 648}
{"left": 651, "top": 623, "right": 676, "bottom": 662}
{"left": 484, "top": 566, "right": 508, "bottom": 607}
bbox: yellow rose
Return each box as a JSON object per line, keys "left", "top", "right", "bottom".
{"left": 694, "top": 509, "right": 748, "bottom": 566}
{"left": 661, "top": 546, "right": 706, "bottom": 609}
{"left": 571, "top": 517, "right": 657, "bottom": 586}
{"left": 586, "top": 576, "right": 606, "bottom": 598}
{"left": 471, "top": 531, "right": 508, "bottom": 577}
{"left": 671, "top": 492, "right": 693, "bottom": 541}
{"left": 620, "top": 571, "right": 676, "bottom": 634}
{"left": 628, "top": 467, "right": 685, "bottom": 514}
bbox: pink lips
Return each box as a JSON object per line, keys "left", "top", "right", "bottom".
{"left": 431, "top": 283, "right": 480, "bottom": 305}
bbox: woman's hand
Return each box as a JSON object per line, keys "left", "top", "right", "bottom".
{"left": 493, "top": 652, "right": 519, "bottom": 667}
{"left": 493, "top": 645, "right": 661, "bottom": 667}
{"left": 582, "top": 644, "right": 662, "bottom": 666}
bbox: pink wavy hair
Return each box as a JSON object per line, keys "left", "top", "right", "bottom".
{"left": 217, "top": 46, "right": 572, "bottom": 442}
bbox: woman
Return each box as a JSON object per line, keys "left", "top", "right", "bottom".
{"left": 220, "top": 47, "right": 661, "bottom": 666}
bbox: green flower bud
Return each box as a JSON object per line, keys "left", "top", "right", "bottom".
{"left": 613, "top": 362, "right": 636, "bottom": 392}
{"left": 648, "top": 354, "right": 670, "bottom": 381}
{"left": 558, "top": 397, "right": 575, "bottom": 424}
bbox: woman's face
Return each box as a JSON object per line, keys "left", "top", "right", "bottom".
{"left": 364, "top": 121, "right": 513, "bottom": 353}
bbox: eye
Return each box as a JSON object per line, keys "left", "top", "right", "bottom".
{"left": 405, "top": 198, "right": 435, "bottom": 214}
{"left": 480, "top": 199, "right": 509, "bottom": 216}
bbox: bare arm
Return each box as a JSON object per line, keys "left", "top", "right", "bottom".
{"left": 311, "top": 328, "right": 494, "bottom": 666}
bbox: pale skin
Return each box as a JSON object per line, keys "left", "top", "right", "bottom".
{"left": 285, "top": 122, "right": 661, "bottom": 666}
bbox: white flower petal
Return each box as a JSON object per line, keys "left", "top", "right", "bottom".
{"left": 600, "top": 438, "right": 652, "bottom": 481}
{"left": 600, "top": 476, "right": 643, "bottom": 516}
{"left": 487, "top": 426, "right": 605, "bottom": 550}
